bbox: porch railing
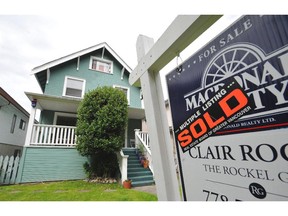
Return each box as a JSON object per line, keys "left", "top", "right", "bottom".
{"left": 30, "top": 124, "right": 77, "bottom": 146}
{"left": 135, "top": 130, "right": 150, "bottom": 153}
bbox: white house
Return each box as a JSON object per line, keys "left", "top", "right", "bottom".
{"left": 0, "top": 87, "right": 30, "bottom": 156}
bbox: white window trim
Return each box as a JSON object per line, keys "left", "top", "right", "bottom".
{"left": 10, "top": 114, "right": 17, "bottom": 134}
{"left": 19, "top": 119, "right": 26, "bottom": 130}
{"left": 62, "top": 76, "right": 86, "bottom": 98}
{"left": 53, "top": 112, "right": 77, "bottom": 125}
{"left": 89, "top": 56, "right": 113, "bottom": 74}
{"left": 113, "top": 85, "right": 130, "bottom": 105}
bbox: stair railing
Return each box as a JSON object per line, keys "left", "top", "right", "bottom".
{"left": 117, "top": 150, "right": 129, "bottom": 183}
{"left": 135, "top": 129, "right": 153, "bottom": 174}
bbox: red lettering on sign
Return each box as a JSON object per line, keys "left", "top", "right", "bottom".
{"left": 190, "top": 118, "right": 207, "bottom": 139}
{"left": 219, "top": 89, "right": 248, "bottom": 117}
{"left": 177, "top": 88, "right": 249, "bottom": 148}
{"left": 178, "top": 129, "right": 193, "bottom": 147}
{"left": 203, "top": 112, "right": 225, "bottom": 128}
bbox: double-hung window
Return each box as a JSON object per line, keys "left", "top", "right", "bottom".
{"left": 63, "top": 76, "right": 86, "bottom": 98}
{"left": 89, "top": 57, "right": 113, "bottom": 74}
{"left": 113, "top": 85, "right": 130, "bottom": 105}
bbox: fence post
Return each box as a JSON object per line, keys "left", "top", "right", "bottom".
{"left": 15, "top": 147, "right": 27, "bottom": 184}
{"left": 10, "top": 155, "right": 20, "bottom": 184}
{"left": 0, "top": 155, "right": 21, "bottom": 185}
{"left": 0, "top": 156, "right": 9, "bottom": 183}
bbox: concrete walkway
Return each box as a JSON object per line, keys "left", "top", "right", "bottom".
{"left": 132, "top": 185, "right": 157, "bottom": 196}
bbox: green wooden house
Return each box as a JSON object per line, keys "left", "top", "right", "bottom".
{"left": 17, "top": 42, "right": 146, "bottom": 183}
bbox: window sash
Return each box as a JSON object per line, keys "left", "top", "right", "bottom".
{"left": 114, "top": 85, "right": 130, "bottom": 105}
{"left": 19, "top": 119, "right": 26, "bottom": 130}
{"left": 66, "top": 78, "right": 83, "bottom": 90}
{"left": 64, "top": 77, "right": 85, "bottom": 98}
{"left": 90, "top": 57, "right": 113, "bottom": 74}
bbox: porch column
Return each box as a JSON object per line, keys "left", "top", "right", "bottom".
{"left": 24, "top": 105, "right": 37, "bottom": 146}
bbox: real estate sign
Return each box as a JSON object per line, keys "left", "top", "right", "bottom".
{"left": 166, "top": 15, "right": 288, "bottom": 201}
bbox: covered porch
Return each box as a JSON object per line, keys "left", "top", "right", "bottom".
{"left": 24, "top": 92, "right": 145, "bottom": 147}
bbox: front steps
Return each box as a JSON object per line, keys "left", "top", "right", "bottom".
{"left": 122, "top": 148, "right": 155, "bottom": 187}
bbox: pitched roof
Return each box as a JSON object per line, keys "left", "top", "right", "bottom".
{"left": 0, "top": 87, "right": 30, "bottom": 118}
{"left": 31, "top": 42, "right": 132, "bottom": 74}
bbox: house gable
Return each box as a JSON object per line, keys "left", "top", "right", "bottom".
{"left": 33, "top": 43, "right": 142, "bottom": 109}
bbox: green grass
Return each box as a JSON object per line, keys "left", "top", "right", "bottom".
{"left": 0, "top": 180, "right": 157, "bottom": 201}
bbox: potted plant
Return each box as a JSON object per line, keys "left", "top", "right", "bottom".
{"left": 137, "top": 149, "right": 143, "bottom": 161}
{"left": 140, "top": 156, "right": 145, "bottom": 166}
{"left": 143, "top": 158, "right": 149, "bottom": 168}
{"left": 123, "top": 179, "right": 132, "bottom": 189}
{"left": 138, "top": 144, "right": 145, "bottom": 161}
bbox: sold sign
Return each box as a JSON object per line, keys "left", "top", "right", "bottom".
{"left": 175, "top": 78, "right": 252, "bottom": 152}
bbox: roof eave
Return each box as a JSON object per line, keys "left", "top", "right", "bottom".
{"left": 31, "top": 42, "right": 132, "bottom": 75}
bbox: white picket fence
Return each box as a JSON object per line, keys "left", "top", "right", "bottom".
{"left": 0, "top": 155, "right": 21, "bottom": 185}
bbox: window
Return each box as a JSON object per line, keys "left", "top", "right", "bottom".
{"left": 10, "top": 114, "right": 17, "bottom": 133}
{"left": 63, "top": 76, "right": 85, "bottom": 98}
{"left": 19, "top": 119, "right": 26, "bottom": 130}
{"left": 53, "top": 112, "right": 77, "bottom": 126}
{"left": 113, "top": 85, "right": 130, "bottom": 105}
{"left": 89, "top": 57, "right": 113, "bottom": 74}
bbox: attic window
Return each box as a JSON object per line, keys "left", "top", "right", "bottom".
{"left": 89, "top": 56, "right": 113, "bottom": 74}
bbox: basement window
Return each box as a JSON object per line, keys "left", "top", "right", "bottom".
{"left": 89, "top": 57, "right": 113, "bottom": 74}
{"left": 63, "top": 76, "right": 86, "bottom": 98}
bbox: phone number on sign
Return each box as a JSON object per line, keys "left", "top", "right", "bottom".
{"left": 203, "top": 189, "right": 242, "bottom": 201}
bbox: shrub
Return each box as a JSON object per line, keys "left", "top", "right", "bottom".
{"left": 76, "top": 86, "right": 128, "bottom": 178}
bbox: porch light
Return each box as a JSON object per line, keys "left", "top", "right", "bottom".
{"left": 31, "top": 99, "right": 37, "bottom": 108}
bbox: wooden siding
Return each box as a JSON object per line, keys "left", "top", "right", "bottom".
{"left": 17, "top": 147, "right": 87, "bottom": 183}
{"left": 0, "top": 96, "right": 29, "bottom": 147}
{"left": 43, "top": 51, "right": 142, "bottom": 109}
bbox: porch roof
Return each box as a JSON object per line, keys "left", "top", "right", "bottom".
{"left": 25, "top": 92, "right": 145, "bottom": 119}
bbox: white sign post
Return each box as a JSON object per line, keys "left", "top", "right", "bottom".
{"left": 129, "top": 15, "right": 222, "bottom": 200}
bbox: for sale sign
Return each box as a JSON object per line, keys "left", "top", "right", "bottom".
{"left": 166, "top": 15, "right": 288, "bottom": 201}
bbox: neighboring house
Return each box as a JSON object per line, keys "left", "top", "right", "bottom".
{"left": 0, "top": 87, "right": 29, "bottom": 157}
{"left": 16, "top": 42, "right": 146, "bottom": 183}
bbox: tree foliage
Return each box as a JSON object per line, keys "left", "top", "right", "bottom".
{"left": 76, "top": 86, "right": 128, "bottom": 177}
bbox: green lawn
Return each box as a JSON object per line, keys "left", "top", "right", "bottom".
{"left": 0, "top": 180, "right": 157, "bottom": 201}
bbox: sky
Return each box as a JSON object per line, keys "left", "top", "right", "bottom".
{"left": 0, "top": 0, "right": 285, "bottom": 115}
{"left": 0, "top": 0, "right": 286, "bottom": 213}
